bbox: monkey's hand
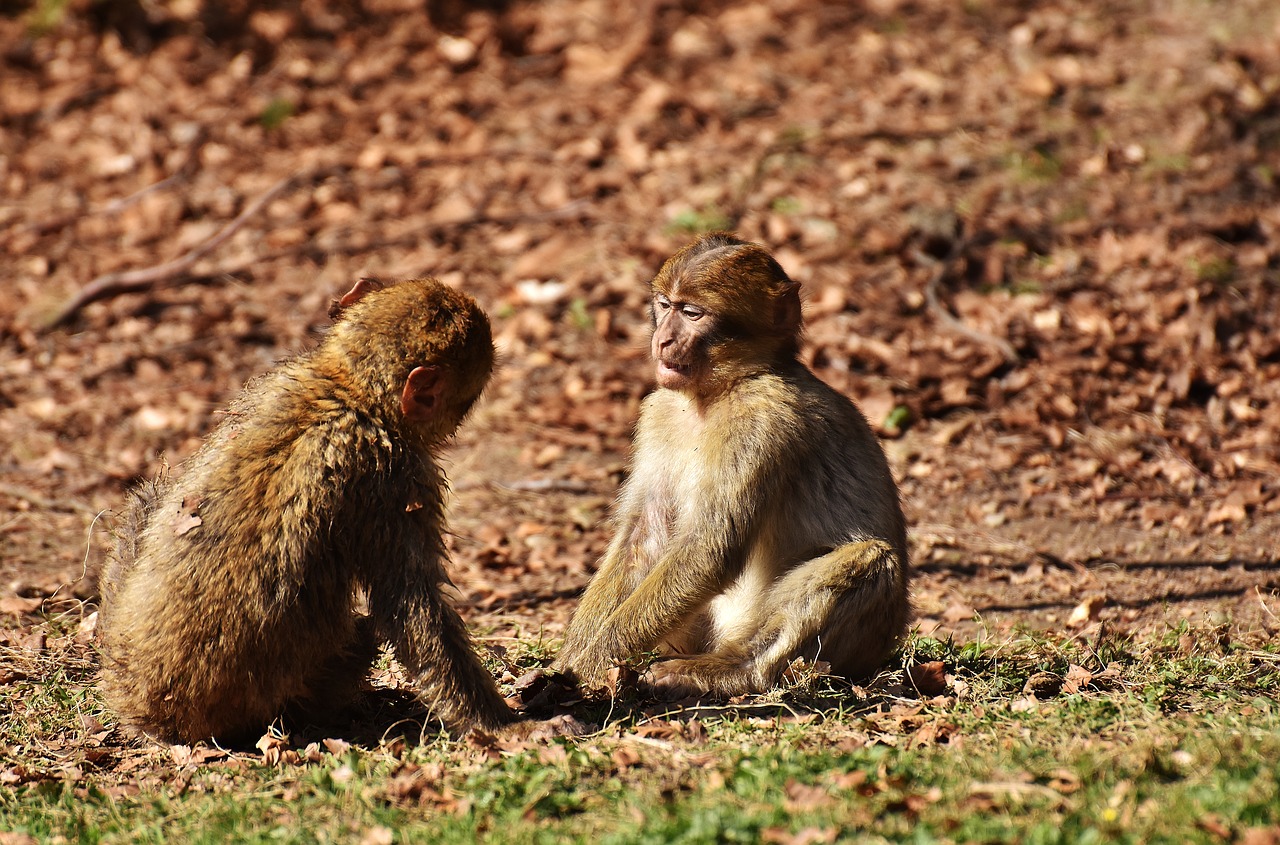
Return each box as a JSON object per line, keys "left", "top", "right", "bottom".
{"left": 553, "top": 650, "right": 612, "bottom": 690}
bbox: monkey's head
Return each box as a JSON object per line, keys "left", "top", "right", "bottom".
{"left": 648, "top": 232, "right": 801, "bottom": 397}
{"left": 326, "top": 277, "right": 495, "bottom": 443}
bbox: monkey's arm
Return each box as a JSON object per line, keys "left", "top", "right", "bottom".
{"left": 368, "top": 515, "right": 513, "bottom": 732}
{"left": 567, "top": 540, "right": 739, "bottom": 686}
{"left": 561, "top": 440, "right": 778, "bottom": 687}
{"left": 377, "top": 588, "right": 514, "bottom": 731}
{"left": 552, "top": 508, "right": 646, "bottom": 672}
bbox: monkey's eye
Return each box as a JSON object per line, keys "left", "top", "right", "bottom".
{"left": 654, "top": 296, "right": 672, "bottom": 312}
{"left": 680, "top": 305, "right": 705, "bottom": 320}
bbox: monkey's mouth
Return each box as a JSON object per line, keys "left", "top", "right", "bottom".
{"left": 657, "top": 360, "right": 692, "bottom": 378}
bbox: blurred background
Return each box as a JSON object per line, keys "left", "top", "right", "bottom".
{"left": 1, "top": 0, "right": 1278, "bottom": 640}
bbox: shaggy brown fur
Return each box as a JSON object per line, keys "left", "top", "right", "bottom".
{"left": 98, "top": 278, "right": 514, "bottom": 742}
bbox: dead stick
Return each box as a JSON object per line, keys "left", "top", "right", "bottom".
{"left": 43, "top": 174, "right": 300, "bottom": 330}
{"left": 912, "top": 246, "right": 1020, "bottom": 364}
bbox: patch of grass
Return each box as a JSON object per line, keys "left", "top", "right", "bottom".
{"left": 1054, "top": 198, "right": 1090, "bottom": 224}
{"left": 770, "top": 196, "right": 803, "bottom": 215}
{"left": 666, "top": 206, "right": 731, "bottom": 235}
{"left": 1192, "top": 256, "right": 1236, "bottom": 286}
{"left": 2, "top": 622, "right": 1278, "bottom": 843}
{"left": 566, "top": 298, "right": 593, "bottom": 332}
{"left": 1007, "top": 146, "right": 1063, "bottom": 184}
{"left": 258, "top": 98, "right": 296, "bottom": 130}
{"left": 23, "top": 0, "right": 69, "bottom": 36}
{"left": 1142, "top": 152, "right": 1192, "bottom": 176}
{"left": 883, "top": 404, "right": 912, "bottom": 433}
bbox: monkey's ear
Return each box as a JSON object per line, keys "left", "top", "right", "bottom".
{"left": 776, "top": 284, "right": 802, "bottom": 333}
{"left": 401, "top": 365, "right": 444, "bottom": 421}
{"left": 328, "top": 277, "right": 386, "bottom": 319}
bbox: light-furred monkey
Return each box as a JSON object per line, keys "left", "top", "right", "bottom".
{"left": 554, "top": 233, "right": 910, "bottom": 698}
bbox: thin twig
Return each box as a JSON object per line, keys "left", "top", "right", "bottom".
{"left": 912, "top": 246, "right": 1020, "bottom": 364}
{"left": 1255, "top": 586, "right": 1278, "bottom": 623}
{"left": 44, "top": 173, "right": 301, "bottom": 330}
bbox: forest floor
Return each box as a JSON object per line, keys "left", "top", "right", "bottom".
{"left": 1, "top": 0, "right": 1279, "bottom": 841}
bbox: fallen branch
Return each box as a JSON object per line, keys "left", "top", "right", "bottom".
{"left": 43, "top": 173, "right": 301, "bottom": 330}
{"left": 912, "top": 245, "right": 1020, "bottom": 364}
{"left": 43, "top": 184, "right": 593, "bottom": 332}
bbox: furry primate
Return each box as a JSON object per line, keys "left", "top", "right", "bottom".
{"left": 99, "top": 278, "right": 517, "bottom": 742}
{"left": 554, "top": 233, "right": 911, "bottom": 697}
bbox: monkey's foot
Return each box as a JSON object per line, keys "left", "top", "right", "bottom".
{"left": 482, "top": 714, "right": 593, "bottom": 742}
{"left": 642, "top": 655, "right": 762, "bottom": 701}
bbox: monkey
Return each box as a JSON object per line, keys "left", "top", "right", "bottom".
{"left": 97, "top": 277, "right": 519, "bottom": 743}
{"left": 553, "top": 233, "right": 910, "bottom": 699}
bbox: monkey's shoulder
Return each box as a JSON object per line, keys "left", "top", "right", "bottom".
{"left": 726, "top": 369, "right": 868, "bottom": 432}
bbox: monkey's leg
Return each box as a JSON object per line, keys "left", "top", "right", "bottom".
{"left": 285, "top": 614, "right": 381, "bottom": 728}
{"left": 645, "top": 540, "right": 905, "bottom": 697}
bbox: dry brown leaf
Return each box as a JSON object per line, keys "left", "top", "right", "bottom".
{"left": 761, "top": 827, "right": 837, "bottom": 845}
{"left": 907, "top": 661, "right": 948, "bottom": 696}
{"left": 1198, "top": 814, "right": 1232, "bottom": 839}
{"left": 357, "top": 826, "right": 394, "bottom": 845}
{"left": 255, "top": 731, "right": 291, "bottom": 766}
{"left": 635, "top": 721, "right": 680, "bottom": 740}
{"left": 1024, "top": 672, "right": 1063, "bottom": 699}
{"left": 611, "top": 747, "right": 641, "bottom": 769}
{"left": 0, "top": 595, "right": 43, "bottom": 615}
{"left": 942, "top": 602, "right": 977, "bottom": 623}
{"left": 1062, "top": 664, "right": 1093, "bottom": 695}
{"left": 828, "top": 770, "right": 869, "bottom": 791}
{"left": 171, "top": 495, "right": 204, "bottom": 536}
{"left": 0, "top": 833, "right": 39, "bottom": 845}
{"left": 322, "top": 738, "right": 351, "bottom": 756}
{"left": 784, "top": 780, "right": 833, "bottom": 812}
{"left": 1067, "top": 596, "right": 1105, "bottom": 628}
{"left": 1241, "top": 827, "right": 1280, "bottom": 845}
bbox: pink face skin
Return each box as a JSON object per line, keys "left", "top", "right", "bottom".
{"left": 651, "top": 293, "right": 710, "bottom": 391}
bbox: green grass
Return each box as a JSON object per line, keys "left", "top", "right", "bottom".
{"left": 258, "top": 98, "right": 296, "bottom": 130}
{"left": 666, "top": 206, "right": 732, "bottom": 235}
{"left": 2, "top": 619, "right": 1278, "bottom": 843}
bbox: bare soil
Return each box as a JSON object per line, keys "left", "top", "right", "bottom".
{"left": 2, "top": 0, "right": 1279, "bottom": 677}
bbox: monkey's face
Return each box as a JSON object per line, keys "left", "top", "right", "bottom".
{"left": 648, "top": 232, "right": 803, "bottom": 396}
{"left": 651, "top": 292, "right": 714, "bottom": 391}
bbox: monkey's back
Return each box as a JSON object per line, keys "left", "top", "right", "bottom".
{"left": 776, "top": 366, "right": 908, "bottom": 564}
{"left": 98, "top": 361, "right": 439, "bottom": 742}
{"left": 754, "top": 365, "right": 911, "bottom": 669}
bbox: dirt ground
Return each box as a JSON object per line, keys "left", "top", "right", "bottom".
{"left": 2, "top": 0, "right": 1279, "bottom": 669}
